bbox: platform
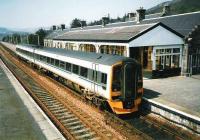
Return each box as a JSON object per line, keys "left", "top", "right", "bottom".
{"left": 143, "top": 76, "right": 200, "bottom": 133}
{"left": 0, "top": 60, "right": 65, "bottom": 140}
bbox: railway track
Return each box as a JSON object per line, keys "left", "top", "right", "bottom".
{"left": 0, "top": 47, "right": 122, "bottom": 139}
{"left": 0, "top": 43, "right": 198, "bottom": 140}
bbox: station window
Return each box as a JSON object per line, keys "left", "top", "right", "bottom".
{"left": 55, "top": 59, "right": 59, "bottom": 67}
{"left": 65, "top": 62, "right": 71, "bottom": 72}
{"left": 80, "top": 67, "right": 88, "bottom": 78}
{"left": 101, "top": 73, "right": 107, "bottom": 84}
{"left": 60, "top": 61, "right": 65, "bottom": 69}
{"left": 72, "top": 64, "right": 79, "bottom": 74}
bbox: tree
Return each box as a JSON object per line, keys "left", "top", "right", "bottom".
{"left": 27, "top": 28, "right": 47, "bottom": 46}
{"left": 70, "top": 18, "right": 87, "bottom": 28}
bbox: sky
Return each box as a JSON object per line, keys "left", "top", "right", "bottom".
{"left": 0, "top": 0, "right": 170, "bottom": 29}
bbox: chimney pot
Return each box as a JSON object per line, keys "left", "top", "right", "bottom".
{"left": 61, "top": 24, "right": 65, "bottom": 30}
{"left": 136, "top": 7, "right": 146, "bottom": 23}
{"left": 52, "top": 25, "right": 56, "bottom": 30}
{"left": 102, "top": 17, "right": 109, "bottom": 27}
{"left": 163, "top": 5, "right": 171, "bottom": 16}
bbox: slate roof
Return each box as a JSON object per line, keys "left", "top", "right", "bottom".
{"left": 19, "top": 44, "right": 137, "bottom": 66}
{"left": 45, "top": 11, "right": 200, "bottom": 41}
{"left": 54, "top": 22, "right": 183, "bottom": 43}
{"left": 140, "top": 11, "right": 200, "bottom": 36}
{"left": 54, "top": 23, "right": 156, "bottom": 42}
{"left": 145, "top": 13, "right": 163, "bottom": 19}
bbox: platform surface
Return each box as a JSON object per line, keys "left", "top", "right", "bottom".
{"left": 0, "top": 60, "right": 65, "bottom": 140}
{"left": 143, "top": 75, "right": 200, "bottom": 118}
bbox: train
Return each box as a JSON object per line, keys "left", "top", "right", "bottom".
{"left": 16, "top": 44, "right": 143, "bottom": 114}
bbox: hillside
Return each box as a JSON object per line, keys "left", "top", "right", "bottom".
{"left": 147, "top": 0, "right": 200, "bottom": 14}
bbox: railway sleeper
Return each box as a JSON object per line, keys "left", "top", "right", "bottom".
{"left": 72, "top": 129, "right": 91, "bottom": 137}
{"left": 51, "top": 109, "right": 68, "bottom": 114}
{"left": 49, "top": 106, "right": 66, "bottom": 112}
{"left": 64, "top": 121, "right": 82, "bottom": 126}
{"left": 36, "top": 94, "right": 52, "bottom": 98}
{"left": 75, "top": 132, "right": 96, "bottom": 140}
{"left": 46, "top": 104, "right": 64, "bottom": 109}
{"left": 61, "top": 117, "right": 79, "bottom": 123}
{"left": 34, "top": 90, "right": 49, "bottom": 95}
{"left": 48, "top": 106, "right": 66, "bottom": 111}
{"left": 57, "top": 114, "right": 74, "bottom": 120}
{"left": 69, "top": 125, "right": 85, "bottom": 131}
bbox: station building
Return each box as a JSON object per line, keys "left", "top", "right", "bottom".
{"left": 44, "top": 6, "right": 200, "bottom": 77}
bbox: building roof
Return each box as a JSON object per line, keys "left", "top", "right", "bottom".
{"left": 45, "top": 11, "right": 200, "bottom": 41}
{"left": 53, "top": 22, "right": 183, "bottom": 43}
{"left": 19, "top": 44, "right": 137, "bottom": 66}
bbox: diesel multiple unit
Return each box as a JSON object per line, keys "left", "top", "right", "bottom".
{"left": 16, "top": 44, "right": 143, "bottom": 114}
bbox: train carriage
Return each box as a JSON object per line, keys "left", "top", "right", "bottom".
{"left": 16, "top": 44, "right": 143, "bottom": 114}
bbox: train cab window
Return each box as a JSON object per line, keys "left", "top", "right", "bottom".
{"left": 60, "top": 61, "right": 65, "bottom": 69}
{"left": 72, "top": 64, "right": 79, "bottom": 74}
{"left": 80, "top": 67, "right": 88, "bottom": 78}
{"left": 55, "top": 59, "right": 59, "bottom": 67}
{"left": 112, "top": 65, "right": 122, "bottom": 92}
{"left": 101, "top": 73, "right": 107, "bottom": 84}
{"left": 65, "top": 62, "right": 71, "bottom": 72}
{"left": 50, "top": 58, "right": 54, "bottom": 65}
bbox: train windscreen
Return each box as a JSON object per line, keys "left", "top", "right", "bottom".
{"left": 122, "top": 62, "right": 137, "bottom": 100}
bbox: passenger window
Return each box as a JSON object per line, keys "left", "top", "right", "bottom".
{"left": 40, "top": 55, "right": 43, "bottom": 61}
{"left": 50, "top": 58, "right": 54, "bottom": 65}
{"left": 47, "top": 57, "right": 50, "bottom": 63}
{"left": 101, "top": 73, "right": 107, "bottom": 84}
{"left": 55, "top": 59, "right": 59, "bottom": 67}
{"left": 72, "top": 64, "right": 79, "bottom": 74}
{"left": 80, "top": 67, "right": 88, "bottom": 78}
{"left": 60, "top": 61, "right": 65, "bottom": 69}
{"left": 66, "top": 62, "right": 71, "bottom": 72}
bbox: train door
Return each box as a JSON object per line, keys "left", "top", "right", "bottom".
{"left": 92, "top": 63, "right": 99, "bottom": 94}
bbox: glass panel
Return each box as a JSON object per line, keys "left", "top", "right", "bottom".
{"left": 124, "top": 63, "right": 136, "bottom": 99}
{"left": 172, "top": 55, "right": 180, "bottom": 68}
{"left": 50, "top": 58, "right": 54, "bottom": 65}
{"left": 47, "top": 57, "right": 50, "bottom": 63}
{"left": 173, "top": 48, "right": 180, "bottom": 53}
{"left": 55, "top": 59, "right": 59, "bottom": 67}
{"left": 80, "top": 67, "right": 88, "bottom": 78}
{"left": 101, "top": 73, "right": 107, "bottom": 84}
{"left": 112, "top": 65, "right": 122, "bottom": 92}
{"left": 65, "top": 62, "right": 71, "bottom": 72}
{"left": 165, "top": 55, "right": 171, "bottom": 69}
{"left": 72, "top": 64, "right": 79, "bottom": 74}
{"left": 60, "top": 61, "right": 65, "bottom": 69}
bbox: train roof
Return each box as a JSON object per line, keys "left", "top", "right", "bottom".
{"left": 17, "top": 44, "right": 137, "bottom": 66}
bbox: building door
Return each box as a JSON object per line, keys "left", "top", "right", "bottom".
{"left": 129, "top": 47, "right": 142, "bottom": 64}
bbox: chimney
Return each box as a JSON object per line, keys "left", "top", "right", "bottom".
{"left": 52, "top": 25, "right": 56, "bottom": 30}
{"left": 102, "top": 17, "right": 109, "bottom": 27}
{"left": 61, "top": 24, "right": 65, "bottom": 30}
{"left": 163, "top": 5, "right": 171, "bottom": 16}
{"left": 136, "top": 7, "right": 146, "bottom": 23}
{"left": 128, "top": 12, "right": 136, "bottom": 21}
{"left": 81, "top": 20, "right": 86, "bottom": 28}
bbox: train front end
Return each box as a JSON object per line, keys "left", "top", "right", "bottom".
{"left": 108, "top": 60, "right": 143, "bottom": 114}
